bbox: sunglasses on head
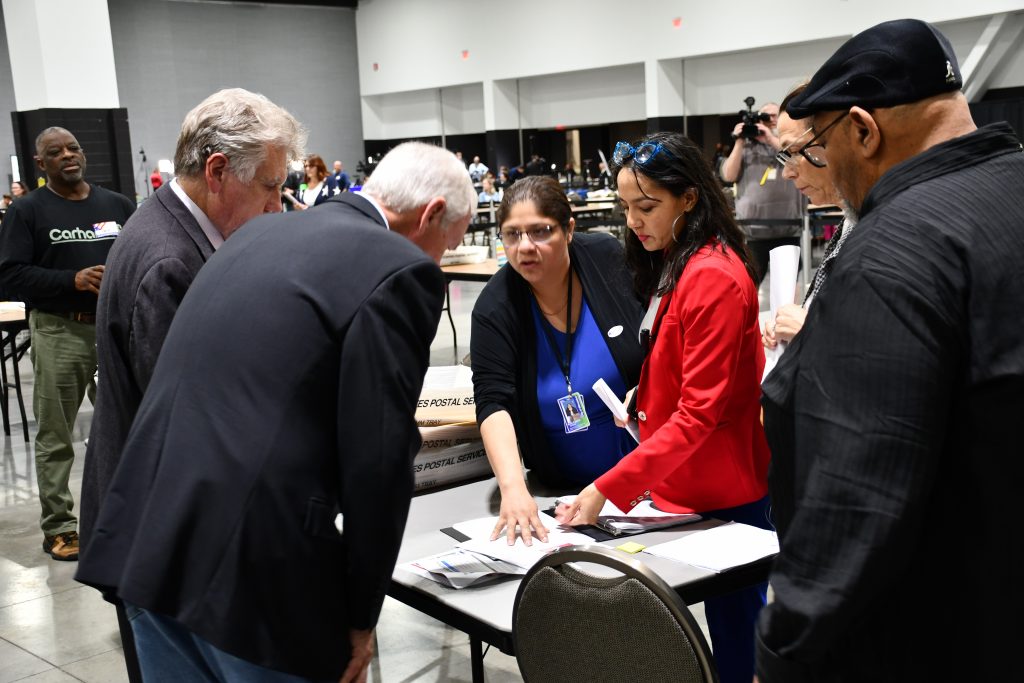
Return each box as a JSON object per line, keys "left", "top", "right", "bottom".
{"left": 612, "top": 141, "right": 667, "bottom": 166}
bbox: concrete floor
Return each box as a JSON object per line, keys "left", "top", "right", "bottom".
{"left": 0, "top": 269, "right": 780, "bottom": 683}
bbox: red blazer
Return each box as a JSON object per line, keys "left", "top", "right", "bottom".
{"left": 595, "top": 244, "right": 770, "bottom": 514}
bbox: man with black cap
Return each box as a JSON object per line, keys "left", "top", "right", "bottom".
{"left": 757, "top": 18, "right": 1024, "bottom": 682}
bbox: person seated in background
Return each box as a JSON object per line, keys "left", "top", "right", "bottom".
{"left": 478, "top": 175, "right": 503, "bottom": 203}
{"left": 496, "top": 165, "right": 511, "bottom": 189}
{"left": 762, "top": 83, "right": 856, "bottom": 351}
{"left": 471, "top": 176, "right": 645, "bottom": 546}
{"left": 1, "top": 194, "right": 11, "bottom": 210}
{"left": 557, "top": 133, "right": 770, "bottom": 683}
{"left": 10, "top": 181, "right": 28, "bottom": 200}
{"left": 468, "top": 155, "right": 489, "bottom": 186}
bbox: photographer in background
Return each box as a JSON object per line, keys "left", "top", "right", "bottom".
{"left": 720, "top": 99, "right": 803, "bottom": 283}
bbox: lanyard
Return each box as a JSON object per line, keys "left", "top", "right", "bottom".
{"left": 538, "top": 264, "right": 574, "bottom": 393}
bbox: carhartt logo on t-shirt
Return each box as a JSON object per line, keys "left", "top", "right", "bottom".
{"left": 49, "top": 221, "right": 122, "bottom": 243}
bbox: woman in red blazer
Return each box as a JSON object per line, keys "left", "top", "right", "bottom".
{"left": 559, "top": 132, "right": 771, "bottom": 683}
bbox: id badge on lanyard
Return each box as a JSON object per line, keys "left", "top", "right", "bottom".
{"left": 539, "top": 263, "right": 591, "bottom": 434}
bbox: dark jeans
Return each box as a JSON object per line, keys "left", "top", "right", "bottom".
{"left": 702, "top": 495, "right": 773, "bottom": 683}
{"left": 748, "top": 237, "right": 801, "bottom": 284}
{"left": 125, "top": 603, "right": 330, "bottom": 682}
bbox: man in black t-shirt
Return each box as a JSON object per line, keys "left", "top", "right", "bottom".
{"left": 0, "top": 127, "right": 134, "bottom": 561}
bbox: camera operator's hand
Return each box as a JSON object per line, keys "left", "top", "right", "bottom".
{"left": 731, "top": 122, "right": 747, "bottom": 145}
{"left": 755, "top": 122, "right": 782, "bottom": 151}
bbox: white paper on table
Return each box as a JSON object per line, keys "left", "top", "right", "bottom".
{"left": 643, "top": 522, "right": 779, "bottom": 573}
{"left": 456, "top": 513, "right": 593, "bottom": 570}
{"left": 452, "top": 516, "right": 509, "bottom": 541}
{"left": 452, "top": 512, "right": 568, "bottom": 541}
{"left": 762, "top": 245, "right": 801, "bottom": 381}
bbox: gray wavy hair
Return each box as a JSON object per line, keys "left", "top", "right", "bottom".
{"left": 174, "top": 88, "right": 306, "bottom": 183}
{"left": 363, "top": 142, "right": 477, "bottom": 226}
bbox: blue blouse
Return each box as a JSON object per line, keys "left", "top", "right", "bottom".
{"left": 532, "top": 295, "right": 634, "bottom": 485}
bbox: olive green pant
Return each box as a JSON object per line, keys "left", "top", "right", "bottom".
{"left": 30, "top": 310, "right": 97, "bottom": 536}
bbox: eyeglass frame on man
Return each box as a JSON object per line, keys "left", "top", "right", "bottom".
{"left": 774, "top": 124, "right": 815, "bottom": 168}
{"left": 500, "top": 223, "right": 558, "bottom": 248}
{"left": 776, "top": 111, "right": 849, "bottom": 169}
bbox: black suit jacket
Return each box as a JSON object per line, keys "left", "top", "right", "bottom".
{"left": 80, "top": 183, "right": 216, "bottom": 548}
{"left": 77, "top": 193, "right": 445, "bottom": 679}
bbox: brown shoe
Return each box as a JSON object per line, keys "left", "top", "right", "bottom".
{"left": 43, "top": 531, "right": 79, "bottom": 561}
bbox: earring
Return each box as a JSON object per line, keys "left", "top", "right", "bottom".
{"left": 670, "top": 212, "right": 686, "bottom": 244}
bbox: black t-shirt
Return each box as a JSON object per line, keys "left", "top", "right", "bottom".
{"left": 0, "top": 185, "right": 135, "bottom": 312}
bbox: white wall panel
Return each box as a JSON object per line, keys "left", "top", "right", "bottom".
{"left": 362, "top": 88, "right": 441, "bottom": 140}
{"left": 356, "top": 0, "right": 1024, "bottom": 98}
{"left": 519, "top": 64, "right": 646, "bottom": 129}
{"left": 441, "top": 83, "right": 485, "bottom": 135}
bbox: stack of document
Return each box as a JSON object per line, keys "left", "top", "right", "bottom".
{"left": 556, "top": 495, "right": 702, "bottom": 537}
{"left": 403, "top": 513, "right": 592, "bottom": 589}
{"left": 643, "top": 522, "right": 779, "bottom": 573}
{"left": 408, "top": 549, "right": 527, "bottom": 589}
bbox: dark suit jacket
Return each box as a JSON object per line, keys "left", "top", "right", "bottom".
{"left": 76, "top": 193, "right": 445, "bottom": 679}
{"left": 80, "top": 184, "right": 215, "bottom": 548}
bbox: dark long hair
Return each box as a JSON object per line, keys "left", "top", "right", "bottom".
{"left": 612, "top": 132, "right": 756, "bottom": 298}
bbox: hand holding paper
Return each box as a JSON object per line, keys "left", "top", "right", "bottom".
{"left": 763, "top": 245, "right": 801, "bottom": 380}
{"left": 592, "top": 378, "right": 640, "bottom": 443}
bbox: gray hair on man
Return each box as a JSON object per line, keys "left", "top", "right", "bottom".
{"left": 363, "top": 142, "right": 477, "bottom": 226}
{"left": 174, "top": 88, "right": 306, "bottom": 184}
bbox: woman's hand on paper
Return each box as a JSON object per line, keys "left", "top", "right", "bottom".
{"left": 556, "top": 483, "right": 606, "bottom": 526}
{"left": 491, "top": 484, "right": 548, "bottom": 546}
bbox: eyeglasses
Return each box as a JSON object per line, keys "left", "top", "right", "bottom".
{"left": 777, "top": 111, "right": 848, "bottom": 169}
{"left": 612, "top": 141, "right": 666, "bottom": 166}
{"left": 500, "top": 224, "right": 557, "bottom": 247}
{"left": 774, "top": 126, "right": 815, "bottom": 168}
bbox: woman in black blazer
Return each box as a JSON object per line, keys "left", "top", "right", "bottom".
{"left": 471, "top": 177, "right": 644, "bottom": 545}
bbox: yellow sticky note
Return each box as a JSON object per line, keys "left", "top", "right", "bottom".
{"left": 759, "top": 166, "right": 771, "bottom": 186}
{"left": 617, "top": 541, "right": 645, "bottom": 554}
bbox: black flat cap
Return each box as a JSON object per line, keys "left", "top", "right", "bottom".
{"left": 787, "top": 19, "right": 962, "bottom": 119}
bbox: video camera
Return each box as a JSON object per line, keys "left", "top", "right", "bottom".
{"left": 733, "top": 96, "right": 773, "bottom": 140}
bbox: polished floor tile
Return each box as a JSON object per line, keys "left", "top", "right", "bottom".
{"left": 0, "top": 637, "right": 53, "bottom": 683}
{"left": 60, "top": 648, "right": 129, "bottom": 683}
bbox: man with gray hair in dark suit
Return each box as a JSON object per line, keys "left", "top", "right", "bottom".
{"left": 78, "top": 141, "right": 475, "bottom": 682}
{"left": 79, "top": 87, "right": 305, "bottom": 682}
